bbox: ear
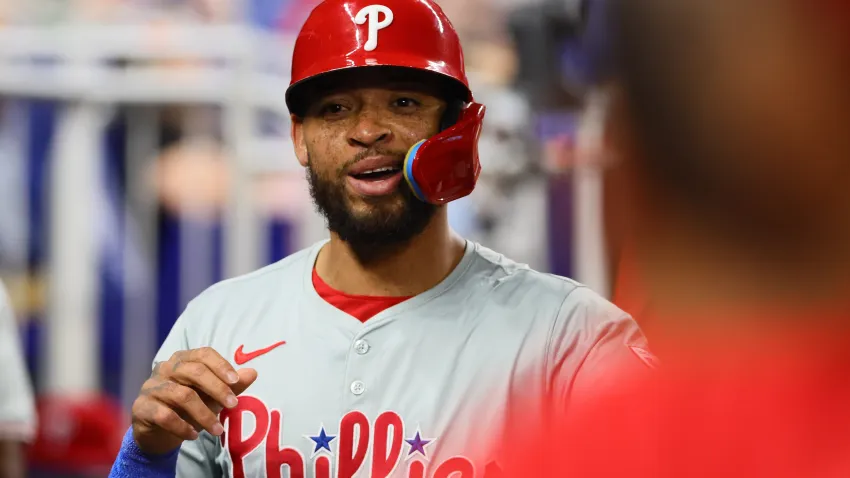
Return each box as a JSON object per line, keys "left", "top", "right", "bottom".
{"left": 291, "top": 114, "right": 309, "bottom": 167}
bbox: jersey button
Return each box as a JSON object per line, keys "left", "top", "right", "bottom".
{"left": 354, "top": 339, "right": 370, "bottom": 355}
{"left": 350, "top": 380, "right": 366, "bottom": 396}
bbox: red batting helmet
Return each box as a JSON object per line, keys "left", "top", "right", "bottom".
{"left": 286, "top": 0, "right": 486, "bottom": 205}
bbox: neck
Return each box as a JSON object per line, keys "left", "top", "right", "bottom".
{"left": 314, "top": 209, "right": 466, "bottom": 296}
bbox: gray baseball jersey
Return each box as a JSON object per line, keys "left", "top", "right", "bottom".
{"left": 155, "top": 240, "right": 650, "bottom": 478}
{"left": 0, "top": 281, "right": 36, "bottom": 442}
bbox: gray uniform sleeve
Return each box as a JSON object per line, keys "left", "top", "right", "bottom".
{"left": 153, "top": 301, "right": 223, "bottom": 478}
{"left": 0, "top": 283, "right": 36, "bottom": 442}
{"left": 547, "top": 286, "right": 655, "bottom": 409}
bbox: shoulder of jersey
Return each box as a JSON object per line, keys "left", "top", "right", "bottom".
{"left": 469, "top": 242, "right": 587, "bottom": 302}
{"left": 186, "top": 243, "right": 319, "bottom": 311}
{"left": 470, "top": 243, "right": 631, "bottom": 329}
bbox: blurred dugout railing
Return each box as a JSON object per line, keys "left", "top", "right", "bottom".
{"left": 0, "top": 17, "right": 313, "bottom": 413}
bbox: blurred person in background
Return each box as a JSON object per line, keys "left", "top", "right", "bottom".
{"left": 0, "top": 281, "right": 36, "bottom": 478}
{"left": 604, "top": 0, "right": 850, "bottom": 340}
{"left": 499, "top": 0, "right": 850, "bottom": 475}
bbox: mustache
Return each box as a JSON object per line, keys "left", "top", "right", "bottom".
{"left": 338, "top": 148, "right": 408, "bottom": 176}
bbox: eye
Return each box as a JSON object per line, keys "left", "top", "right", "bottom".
{"left": 320, "top": 103, "right": 345, "bottom": 115}
{"left": 393, "top": 97, "right": 420, "bottom": 108}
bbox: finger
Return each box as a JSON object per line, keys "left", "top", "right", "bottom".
{"left": 187, "top": 347, "right": 239, "bottom": 385}
{"left": 193, "top": 369, "right": 256, "bottom": 413}
{"left": 175, "top": 407, "right": 215, "bottom": 437}
{"left": 198, "top": 369, "right": 255, "bottom": 413}
{"left": 231, "top": 368, "right": 259, "bottom": 396}
{"left": 196, "top": 389, "right": 224, "bottom": 415}
{"left": 134, "top": 399, "right": 199, "bottom": 441}
{"left": 170, "top": 361, "right": 238, "bottom": 409}
{"left": 151, "top": 361, "right": 166, "bottom": 378}
{"left": 147, "top": 381, "right": 224, "bottom": 436}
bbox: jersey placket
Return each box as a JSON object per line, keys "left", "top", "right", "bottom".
{"left": 341, "top": 318, "right": 393, "bottom": 411}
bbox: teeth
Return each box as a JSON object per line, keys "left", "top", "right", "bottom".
{"left": 363, "top": 166, "right": 398, "bottom": 174}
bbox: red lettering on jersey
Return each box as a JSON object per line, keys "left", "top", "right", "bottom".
{"left": 407, "top": 460, "right": 426, "bottom": 478}
{"left": 372, "top": 411, "right": 404, "bottom": 478}
{"left": 338, "top": 411, "right": 370, "bottom": 478}
{"left": 315, "top": 455, "right": 331, "bottom": 478}
{"left": 219, "top": 403, "right": 472, "bottom": 477}
{"left": 220, "top": 396, "right": 270, "bottom": 478}
{"left": 433, "top": 457, "right": 475, "bottom": 478}
{"left": 266, "top": 410, "right": 306, "bottom": 478}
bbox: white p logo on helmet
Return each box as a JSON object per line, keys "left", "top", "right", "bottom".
{"left": 355, "top": 5, "right": 394, "bottom": 52}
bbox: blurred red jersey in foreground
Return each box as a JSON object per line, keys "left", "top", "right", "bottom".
{"left": 497, "top": 312, "right": 850, "bottom": 478}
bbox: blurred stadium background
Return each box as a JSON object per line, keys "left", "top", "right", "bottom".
{"left": 0, "top": 0, "right": 617, "bottom": 475}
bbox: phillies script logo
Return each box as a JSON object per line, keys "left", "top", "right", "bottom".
{"left": 220, "top": 396, "right": 475, "bottom": 478}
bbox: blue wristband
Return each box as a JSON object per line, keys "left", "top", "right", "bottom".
{"left": 108, "top": 427, "right": 180, "bottom": 478}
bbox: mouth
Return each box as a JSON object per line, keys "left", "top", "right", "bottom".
{"left": 349, "top": 165, "right": 403, "bottom": 181}
{"left": 346, "top": 156, "right": 405, "bottom": 197}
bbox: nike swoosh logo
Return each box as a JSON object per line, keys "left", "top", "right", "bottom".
{"left": 234, "top": 341, "right": 286, "bottom": 365}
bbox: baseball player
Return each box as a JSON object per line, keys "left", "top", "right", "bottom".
{"left": 109, "top": 0, "right": 650, "bottom": 476}
{"left": 0, "top": 281, "right": 36, "bottom": 478}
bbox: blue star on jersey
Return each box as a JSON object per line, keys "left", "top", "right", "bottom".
{"left": 309, "top": 426, "right": 336, "bottom": 453}
{"left": 405, "top": 431, "right": 432, "bottom": 456}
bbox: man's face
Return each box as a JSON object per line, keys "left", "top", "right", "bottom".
{"left": 291, "top": 70, "right": 448, "bottom": 255}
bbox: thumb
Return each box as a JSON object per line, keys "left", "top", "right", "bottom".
{"left": 232, "top": 368, "right": 258, "bottom": 396}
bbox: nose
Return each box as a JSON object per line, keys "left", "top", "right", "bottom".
{"left": 348, "top": 108, "right": 391, "bottom": 148}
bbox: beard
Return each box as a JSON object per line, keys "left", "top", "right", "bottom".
{"left": 306, "top": 153, "right": 437, "bottom": 263}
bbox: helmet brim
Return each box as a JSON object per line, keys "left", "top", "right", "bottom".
{"left": 286, "top": 64, "right": 472, "bottom": 116}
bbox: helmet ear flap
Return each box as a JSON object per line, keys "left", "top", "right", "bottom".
{"left": 404, "top": 102, "right": 486, "bottom": 205}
